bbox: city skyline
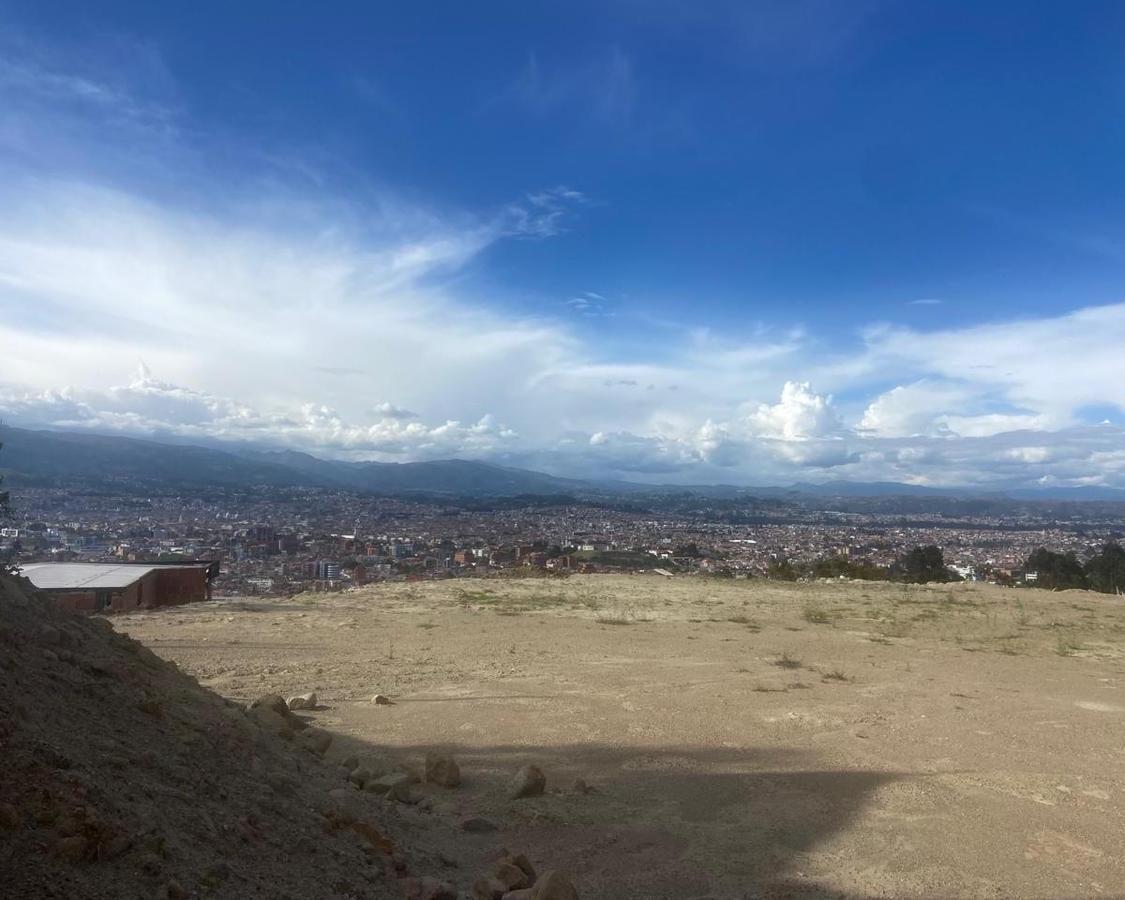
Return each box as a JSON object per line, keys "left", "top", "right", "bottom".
{"left": 2, "top": 2, "right": 1125, "bottom": 488}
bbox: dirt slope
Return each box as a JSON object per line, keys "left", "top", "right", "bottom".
{"left": 0, "top": 574, "right": 403, "bottom": 899}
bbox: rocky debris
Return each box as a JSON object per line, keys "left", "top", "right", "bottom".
{"left": 424, "top": 752, "right": 461, "bottom": 788}
{"left": 461, "top": 816, "right": 499, "bottom": 833}
{"left": 349, "top": 766, "right": 374, "bottom": 788}
{"left": 570, "top": 779, "right": 596, "bottom": 795}
{"left": 510, "top": 765, "right": 546, "bottom": 799}
{"left": 372, "top": 693, "right": 396, "bottom": 705}
{"left": 286, "top": 691, "right": 317, "bottom": 710}
{"left": 295, "top": 725, "right": 332, "bottom": 755}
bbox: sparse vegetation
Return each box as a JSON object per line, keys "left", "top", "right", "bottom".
{"left": 773, "top": 652, "right": 802, "bottom": 669}
{"left": 802, "top": 604, "right": 831, "bottom": 625}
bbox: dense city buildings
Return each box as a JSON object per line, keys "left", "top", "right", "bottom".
{"left": 3, "top": 484, "right": 1122, "bottom": 597}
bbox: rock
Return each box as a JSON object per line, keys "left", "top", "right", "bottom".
{"left": 386, "top": 779, "right": 420, "bottom": 804}
{"left": 247, "top": 704, "right": 295, "bottom": 738}
{"left": 495, "top": 861, "right": 531, "bottom": 891}
{"left": 349, "top": 766, "right": 372, "bottom": 788}
{"left": 341, "top": 754, "right": 360, "bottom": 770}
{"left": 39, "top": 625, "right": 61, "bottom": 646}
{"left": 163, "top": 880, "right": 188, "bottom": 900}
{"left": 510, "top": 765, "right": 546, "bottom": 799}
{"left": 461, "top": 816, "right": 498, "bottom": 833}
{"left": 473, "top": 876, "right": 508, "bottom": 899}
{"left": 250, "top": 693, "right": 289, "bottom": 715}
{"left": 0, "top": 803, "right": 20, "bottom": 829}
{"left": 570, "top": 778, "right": 595, "bottom": 794}
{"left": 529, "top": 871, "right": 579, "bottom": 900}
{"left": 400, "top": 876, "right": 458, "bottom": 900}
{"left": 425, "top": 751, "right": 461, "bottom": 787}
{"left": 508, "top": 854, "right": 537, "bottom": 884}
{"left": 287, "top": 692, "right": 317, "bottom": 710}
{"left": 372, "top": 693, "right": 395, "bottom": 705}
{"left": 54, "top": 834, "right": 88, "bottom": 862}
{"left": 296, "top": 726, "right": 332, "bottom": 755}
{"left": 366, "top": 772, "right": 414, "bottom": 795}
{"left": 500, "top": 891, "right": 533, "bottom": 900}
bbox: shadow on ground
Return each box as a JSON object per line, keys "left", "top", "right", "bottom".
{"left": 327, "top": 733, "right": 909, "bottom": 899}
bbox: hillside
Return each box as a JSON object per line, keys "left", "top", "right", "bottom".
{"left": 0, "top": 426, "right": 583, "bottom": 496}
{"left": 0, "top": 574, "right": 411, "bottom": 898}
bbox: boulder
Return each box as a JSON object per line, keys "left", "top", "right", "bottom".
{"left": 372, "top": 693, "right": 395, "bottom": 705}
{"left": 287, "top": 692, "right": 317, "bottom": 710}
{"left": 510, "top": 764, "right": 546, "bottom": 799}
{"left": 425, "top": 751, "right": 461, "bottom": 788}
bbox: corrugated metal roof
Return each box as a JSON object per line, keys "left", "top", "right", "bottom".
{"left": 21, "top": 563, "right": 159, "bottom": 591}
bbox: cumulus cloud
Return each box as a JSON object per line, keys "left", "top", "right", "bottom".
{"left": 748, "top": 381, "right": 843, "bottom": 441}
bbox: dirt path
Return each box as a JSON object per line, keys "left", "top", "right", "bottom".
{"left": 116, "top": 575, "right": 1125, "bottom": 898}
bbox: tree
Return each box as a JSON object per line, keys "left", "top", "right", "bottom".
{"left": 1085, "top": 543, "right": 1125, "bottom": 594}
{"left": 767, "top": 558, "right": 798, "bottom": 581}
{"left": 1023, "top": 548, "right": 1087, "bottom": 590}
{"left": 890, "top": 545, "right": 951, "bottom": 584}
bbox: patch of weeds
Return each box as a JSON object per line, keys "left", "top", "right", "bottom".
{"left": 773, "top": 652, "right": 802, "bottom": 670}
{"left": 1014, "top": 600, "right": 1030, "bottom": 627}
{"left": 787, "top": 681, "right": 812, "bottom": 690}
{"left": 1056, "top": 636, "right": 1084, "bottom": 657}
{"left": 595, "top": 616, "right": 634, "bottom": 626}
{"left": 802, "top": 604, "right": 832, "bottom": 625}
{"left": 752, "top": 683, "right": 785, "bottom": 692}
{"left": 416, "top": 622, "right": 438, "bottom": 630}
{"left": 867, "top": 635, "right": 893, "bottom": 645}
{"left": 456, "top": 588, "right": 498, "bottom": 607}
{"left": 821, "top": 669, "right": 850, "bottom": 683}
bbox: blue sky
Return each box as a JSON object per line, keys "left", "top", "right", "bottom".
{"left": 2, "top": 1, "right": 1125, "bottom": 487}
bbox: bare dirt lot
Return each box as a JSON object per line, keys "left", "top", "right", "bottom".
{"left": 116, "top": 575, "right": 1125, "bottom": 899}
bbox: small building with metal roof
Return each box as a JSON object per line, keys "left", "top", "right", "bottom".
{"left": 20, "top": 561, "right": 217, "bottom": 614}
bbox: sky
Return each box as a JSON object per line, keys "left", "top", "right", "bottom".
{"left": 2, "top": 1, "right": 1125, "bottom": 488}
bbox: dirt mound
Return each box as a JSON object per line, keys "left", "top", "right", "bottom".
{"left": 0, "top": 575, "right": 400, "bottom": 899}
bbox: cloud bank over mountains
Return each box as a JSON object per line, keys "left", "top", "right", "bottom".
{"left": 1, "top": 175, "right": 1123, "bottom": 489}
{"left": 1, "top": 31, "right": 1124, "bottom": 490}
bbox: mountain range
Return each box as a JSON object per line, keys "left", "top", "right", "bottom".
{"left": 2, "top": 424, "right": 1125, "bottom": 502}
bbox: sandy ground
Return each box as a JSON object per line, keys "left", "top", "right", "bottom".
{"left": 114, "top": 575, "right": 1125, "bottom": 899}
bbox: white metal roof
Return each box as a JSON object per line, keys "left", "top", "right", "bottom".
{"left": 20, "top": 563, "right": 160, "bottom": 591}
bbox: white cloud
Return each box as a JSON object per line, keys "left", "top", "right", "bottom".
{"left": 2, "top": 39, "right": 1125, "bottom": 489}
{"left": 749, "top": 381, "right": 843, "bottom": 441}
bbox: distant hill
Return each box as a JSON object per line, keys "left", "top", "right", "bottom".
{"left": 0, "top": 425, "right": 586, "bottom": 495}
{"left": 3, "top": 424, "right": 1124, "bottom": 501}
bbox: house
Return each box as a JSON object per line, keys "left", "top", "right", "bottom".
{"left": 20, "top": 561, "right": 218, "bottom": 614}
